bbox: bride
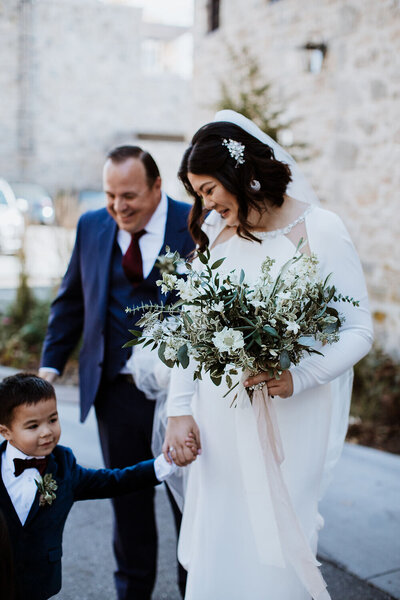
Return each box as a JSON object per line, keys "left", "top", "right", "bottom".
{"left": 162, "top": 111, "right": 373, "bottom": 600}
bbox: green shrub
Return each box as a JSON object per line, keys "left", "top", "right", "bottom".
{"left": 352, "top": 346, "right": 400, "bottom": 424}
{"left": 349, "top": 346, "right": 400, "bottom": 454}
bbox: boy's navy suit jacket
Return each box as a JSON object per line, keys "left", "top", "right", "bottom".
{"left": 40, "top": 199, "right": 194, "bottom": 422}
{"left": 0, "top": 441, "right": 159, "bottom": 600}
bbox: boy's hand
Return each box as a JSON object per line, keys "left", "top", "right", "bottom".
{"left": 185, "top": 432, "right": 200, "bottom": 455}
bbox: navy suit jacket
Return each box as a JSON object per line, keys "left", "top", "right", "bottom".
{"left": 0, "top": 441, "right": 159, "bottom": 600}
{"left": 40, "top": 197, "right": 194, "bottom": 421}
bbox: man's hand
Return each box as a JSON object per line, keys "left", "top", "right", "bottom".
{"left": 163, "top": 415, "right": 201, "bottom": 467}
{"left": 244, "top": 370, "right": 294, "bottom": 398}
{"left": 38, "top": 369, "right": 59, "bottom": 384}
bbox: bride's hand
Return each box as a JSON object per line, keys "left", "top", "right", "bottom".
{"left": 163, "top": 416, "right": 202, "bottom": 467}
{"left": 244, "top": 370, "right": 294, "bottom": 398}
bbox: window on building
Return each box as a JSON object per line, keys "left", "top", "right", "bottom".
{"left": 141, "top": 39, "right": 164, "bottom": 75}
{"left": 207, "top": 0, "right": 220, "bottom": 32}
{"left": 303, "top": 42, "right": 328, "bottom": 74}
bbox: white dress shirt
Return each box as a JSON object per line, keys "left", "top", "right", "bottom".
{"left": 117, "top": 190, "right": 168, "bottom": 278}
{"left": 1, "top": 443, "right": 44, "bottom": 525}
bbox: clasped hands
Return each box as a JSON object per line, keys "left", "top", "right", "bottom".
{"left": 163, "top": 371, "right": 293, "bottom": 467}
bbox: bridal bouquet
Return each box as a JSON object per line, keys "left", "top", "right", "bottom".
{"left": 125, "top": 245, "right": 358, "bottom": 397}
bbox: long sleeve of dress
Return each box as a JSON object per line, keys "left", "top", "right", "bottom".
{"left": 289, "top": 208, "right": 373, "bottom": 396}
{"left": 167, "top": 360, "right": 197, "bottom": 417}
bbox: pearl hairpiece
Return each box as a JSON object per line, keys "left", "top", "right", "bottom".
{"left": 222, "top": 138, "right": 245, "bottom": 167}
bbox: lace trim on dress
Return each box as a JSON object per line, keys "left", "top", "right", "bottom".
{"left": 253, "top": 205, "right": 314, "bottom": 239}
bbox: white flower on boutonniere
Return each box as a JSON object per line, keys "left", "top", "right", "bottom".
{"left": 35, "top": 473, "right": 58, "bottom": 507}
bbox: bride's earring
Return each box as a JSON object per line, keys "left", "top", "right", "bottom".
{"left": 250, "top": 179, "right": 261, "bottom": 192}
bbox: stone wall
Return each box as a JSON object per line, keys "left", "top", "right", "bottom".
{"left": 0, "top": 0, "right": 190, "bottom": 199}
{"left": 0, "top": 0, "right": 20, "bottom": 177}
{"left": 192, "top": 0, "right": 400, "bottom": 354}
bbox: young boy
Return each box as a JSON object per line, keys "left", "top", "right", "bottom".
{"left": 0, "top": 373, "right": 176, "bottom": 600}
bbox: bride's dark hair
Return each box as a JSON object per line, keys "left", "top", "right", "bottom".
{"left": 179, "top": 122, "right": 292, "bottom": 251}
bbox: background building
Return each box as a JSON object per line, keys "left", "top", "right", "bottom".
{"left": 191, "top": 0, "right": 400, "bottom": 354}
{"left": 0, "top": 0, "right": 192, "bottom": 198}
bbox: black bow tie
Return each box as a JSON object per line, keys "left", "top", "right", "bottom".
{"left": 13, "top": 457, "right": 48, "bottom": 477}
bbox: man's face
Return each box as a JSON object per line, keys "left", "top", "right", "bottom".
{"left": 0, "top": 398, "right": 61, "bottom": 457}
{"left": 103, "top": 157, "right": 161, "bottom": 234}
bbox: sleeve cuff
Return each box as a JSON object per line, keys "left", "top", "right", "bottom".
{"left": 289, "top": 367, "right": 303, "bottom": 397}
{"left": 39, "top": 367, "right": 61, "bottom": 376}
{"left": 153, "top": 454, "right": 178, "bottom": 481}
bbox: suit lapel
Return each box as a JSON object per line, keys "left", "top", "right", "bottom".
{"left": 148, "top": 197, "right": 184, "bottom": 304}
{"left": 23, "top": 452, "right": 58, "bottom": 528}
{"left": 98, "top": 214, "right": 118, "bottom": 326}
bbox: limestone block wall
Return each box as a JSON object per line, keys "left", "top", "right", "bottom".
{"left": 192, "top": 0, "right": 400, "bottom": 354}
{"left": 0, "top": 0, "right": 21, "bottom": 178}
{"left": 0, "top": 0, "right": 190, "bottom": 199}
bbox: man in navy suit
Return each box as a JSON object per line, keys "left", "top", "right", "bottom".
{"left": 39, "top": 146, "right": 194, "bottom": 599}
{"left": 0, "top": 373, "right": 176, "bottom": 600}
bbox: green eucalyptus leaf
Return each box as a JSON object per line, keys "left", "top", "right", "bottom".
{"left": 122, "top": 338, "right": 142, "bottom": 348}
{"left": 263, "top": 325, "right": 279, "bottom": 338}
{"left": 279, "top": 349, "right": 291, "bottom": 370}
{"left": 177, "top": 344, "right": 189, "bottom": 369}
{"left": 210, "top": 374, "right": 222, "bottom": 386}
{"left": 211, "top": 257, "right": 226, "bottom": 270}
{"left": 198, "top": 252, "right": 208, "bottom": 265}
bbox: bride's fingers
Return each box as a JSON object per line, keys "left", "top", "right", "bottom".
{"left": 172, "top": 443, "right": 196, "bottom": 466}
{"left": 162, "top": 440, "right": 172, "bottom": 464}
{"left": 266, "top": 372, "right": 293, "bottom": 398}
{"left": 192, "top": 424, "right": 202, "bottom": 452}
{"left": 243, "top": 372, "right": 268, "bottom": 388}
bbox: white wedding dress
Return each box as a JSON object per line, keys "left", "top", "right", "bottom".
{"left": 167, "top": 205, "right": 373, "bottom": 600}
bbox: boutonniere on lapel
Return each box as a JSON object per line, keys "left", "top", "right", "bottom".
{"left": 155, "top": 246, "right": 188, "bottom": 278}
{"left": 35, "top": 474, "right": 58, "bottom": 507}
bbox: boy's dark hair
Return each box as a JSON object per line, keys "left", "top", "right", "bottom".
{"left": 0, "top": 373, "right": 56, "bottom": 427}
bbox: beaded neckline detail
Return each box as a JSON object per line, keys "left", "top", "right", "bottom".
{"left": 252, "top": 205, "right": 314, "bottom": 239}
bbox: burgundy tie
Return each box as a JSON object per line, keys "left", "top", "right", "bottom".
{"left": 122, "top": 230, "right": 146, "bottom": 286}
{"left": 13, "top": 457, "right": 48, "bottom": 477}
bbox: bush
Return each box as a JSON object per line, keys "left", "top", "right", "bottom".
{"left": 348, "top": 346, "right": 400, "bottom": 454}
{"left": 0, "top": 293, "right": 51, "bottom": 370}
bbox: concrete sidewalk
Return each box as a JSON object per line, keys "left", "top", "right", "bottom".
{"left": 0, "top": 366, "right": 399, "bottom": 599}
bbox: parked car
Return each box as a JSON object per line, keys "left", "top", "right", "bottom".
{"left": 0, "top": 178, "right": 25, "bottom": 255}
{"left": 11, "top": 182, "right": 55, "bottom": 225}
{"left": 78, "top": 189, "right": 105, "bottom": 214}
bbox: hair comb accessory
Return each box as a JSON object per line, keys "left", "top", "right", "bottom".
{"left": 250, "top": 179, "right": 261, "bottom": 191}
{"left": 222, "top": 138, "right": 245, "bottom": 167}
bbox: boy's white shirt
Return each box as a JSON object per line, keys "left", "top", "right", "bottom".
{"left": 1, "top": 442, "right": 43, "bottom": 525}
{"left": 1, "top": 442, "right": 177, "bottom": 525}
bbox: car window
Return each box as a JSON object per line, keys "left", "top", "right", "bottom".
{"left": 0, "top": 190, "right": 7, "bottom": 205}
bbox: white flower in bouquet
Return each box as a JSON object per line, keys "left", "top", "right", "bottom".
{"left": 213, "top": 327, "right": 245, "bottom": 354}
{"left": 285, "top": 320, "right": 301, "bottom": 335}
{"left": 176, "top": 278, "right": 201, "bottom": 301}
